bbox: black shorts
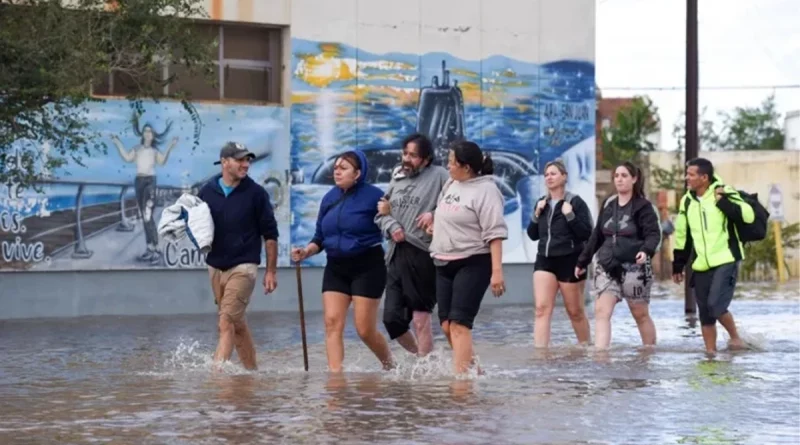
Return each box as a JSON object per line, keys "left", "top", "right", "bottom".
{"left": 693, "top": 262, "right": 738, "bottom": 326}
{"left": 534, "top": 252, "right": 585, "bottom": 283}
{"left": 435, "top": 253, "right": 492, "bottom": 330}
{"left": 322, "top": 246, "right": 386, "bottom": 299}
{"left": 383, "top": 243, "right": 437, "bottom": 339}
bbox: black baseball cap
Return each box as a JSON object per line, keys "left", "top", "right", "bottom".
{"left": 214, "top": 142, "right": 255, "bottom": 165}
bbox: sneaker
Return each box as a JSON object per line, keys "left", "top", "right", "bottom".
{"left": 149, "top": 251, "right": 162, "bottom": 266}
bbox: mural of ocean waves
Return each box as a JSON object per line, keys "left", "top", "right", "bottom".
{"left": 290, "top": 38, "right": 595, "bottom": 264}
{"left": 290, "top": 185, "right": 328, "bottom": 266}
{"left": 291, "top": 39, "right": 595, "bottom": 168}
{"left": 475, "top": 106, "right": 539, "bottom": 150}
{"left": 292, "top": 104, "right": 544, "bottom": 179}
{"left": 0, "top": 183, "right": 136, "bottom": 219}
{"left": 291, "top": 103, "right": 358, "bottom": 175}
{"left": 356, "top": 99, "right": 418, "bottom": 148}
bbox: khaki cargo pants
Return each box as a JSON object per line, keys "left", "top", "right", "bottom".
{"left": 208, "top": 263, "right": 258, "bottom": 322}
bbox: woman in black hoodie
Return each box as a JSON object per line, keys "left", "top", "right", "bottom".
{"left": 575, "top": 162, "right": 661, "bottom": 350}
{"left": 527, "top": 160, "right": 594, "bottom": 348}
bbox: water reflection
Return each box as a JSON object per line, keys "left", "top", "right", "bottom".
{"left": 449, "top": 378, "right": 476, "bottom": 403}
{"left": 213, "top": 373, "right": 257, "bottom": 404}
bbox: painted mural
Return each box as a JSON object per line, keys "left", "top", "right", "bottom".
{"left": 0, "top": 0, "right": 596, "bottom": 271}
{"left": 289, "top": 39, "right": 596, "bottom": 266}
{"left": 0, "top": 100, "right": 291, "bottom": 271}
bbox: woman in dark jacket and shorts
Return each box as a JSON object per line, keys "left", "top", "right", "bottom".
{"left": 527, "top": 160, "right": 594, "bottom": 349}
{"left": 575, "top": 162, "right": 661, "bottom": 350}
{"left": 291, "top": 150, "right": 393, "bottom": 372}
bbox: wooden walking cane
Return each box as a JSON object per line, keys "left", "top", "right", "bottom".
{"left": 295, "top": 261, "right": 309, "bottom": 371}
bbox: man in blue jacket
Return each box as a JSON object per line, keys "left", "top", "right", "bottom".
{"left": 198, "top": 142, "right": 279, "bottom": 370}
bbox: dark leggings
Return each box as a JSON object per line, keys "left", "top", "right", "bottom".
{"left": 435, "top": 254, "right": 492, "bottom": 330}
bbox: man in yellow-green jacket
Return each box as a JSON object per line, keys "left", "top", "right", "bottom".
{"left": 672, "top": 158, "right": 753, "bottom": 354}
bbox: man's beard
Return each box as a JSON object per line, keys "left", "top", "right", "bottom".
{"left": 402, "top": 162, "right": 421, "bottom": 176}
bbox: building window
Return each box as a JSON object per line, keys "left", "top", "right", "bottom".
{"left": 92, "top": 22, "right": 283, "bottom": 104}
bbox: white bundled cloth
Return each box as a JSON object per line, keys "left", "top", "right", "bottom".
{"left": 157, "top": 193, "right": 215, "bottom": 253}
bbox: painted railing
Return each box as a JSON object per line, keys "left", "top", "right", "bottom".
{"left": 27, "top": 179, "right": 186, "bottom": 259}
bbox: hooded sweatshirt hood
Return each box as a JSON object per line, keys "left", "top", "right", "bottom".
{"left": 310, "top": 149, "right": 385, "bottom": 258}
{"left": 353, "top": 149, "right": 369, "bottom": 186}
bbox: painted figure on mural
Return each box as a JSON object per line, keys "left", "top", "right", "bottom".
{"left": 110, "top": 114, "right": 179, "bottom": 266}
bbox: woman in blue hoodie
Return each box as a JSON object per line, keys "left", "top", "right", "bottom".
{"left": 291, "top": 150, "right": 394, "bottom": 372}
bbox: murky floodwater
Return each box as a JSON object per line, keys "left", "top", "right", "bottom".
{"left": 1, "top": 282, "right": 799, "bottom": 444}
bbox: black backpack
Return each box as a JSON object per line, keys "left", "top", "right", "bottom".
{"left": 683, "top": 189, "right": 769, "bottom": 243}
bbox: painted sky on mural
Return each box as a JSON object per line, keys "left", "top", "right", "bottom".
{"left": 55, "top": 100, "right": 288, "bottom": 187}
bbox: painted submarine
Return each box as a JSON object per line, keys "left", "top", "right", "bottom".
{"left": 307, "top": 60, "right": 539, "bottom": 226}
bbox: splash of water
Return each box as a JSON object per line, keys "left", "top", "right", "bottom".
{"left": 139, "top": 339, "right": 254, "bottom": 377}
{"left": 379, "top": 348, "right": 489, "bottom": 382}
{"left": 165, "top": 339, "right": 209, "bottom": 370}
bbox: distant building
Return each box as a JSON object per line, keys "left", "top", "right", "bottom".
{"left": 785, "top": 110, "right": 800, "bottom": 151}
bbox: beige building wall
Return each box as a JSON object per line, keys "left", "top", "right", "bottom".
{"left": 200, "top": 0, "right": 291, "bottom": 24}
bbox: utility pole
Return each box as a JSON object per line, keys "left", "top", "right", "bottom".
{"left": 684, "top": 0, "right": 698, "bottom": 315}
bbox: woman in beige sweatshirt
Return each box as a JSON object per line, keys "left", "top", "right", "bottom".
{"left": 428, "top": 140, "right": 508, "bottom": 375}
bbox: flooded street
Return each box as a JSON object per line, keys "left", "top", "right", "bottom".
{"left": 1, "top": 282, "right": 798, "bottom": 444}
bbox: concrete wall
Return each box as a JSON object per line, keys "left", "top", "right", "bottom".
{"left": 0, "top": 0, "right": 596, "bottom": 319}
{"left": 0, "top": 263, "right": 545, "bottom": 319}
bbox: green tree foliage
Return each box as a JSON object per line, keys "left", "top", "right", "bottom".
{"left": 600, "top": 96, "right": 660, "bottom": 169}
{"left": 740, "top": 222, "right": 800, "bottom": 280}
{"left": 672, "top": 94, "right": 784, "bottom": 153}
{"left": 0, "top": 0, "right": 217, "bottom": 188}
{"left": 717, "top": 94, "right": 785, "bottom": 151}
{"left": 652, "top": 95, "right": 786, "bottom": 195}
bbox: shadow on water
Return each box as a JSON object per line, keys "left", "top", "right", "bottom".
{"left": 0, "top": 286, "right": 798, "bottom": 444}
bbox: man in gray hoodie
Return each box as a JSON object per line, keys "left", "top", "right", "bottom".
{"left": 376, "top": 133, "right": 450, "bottom": 356}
